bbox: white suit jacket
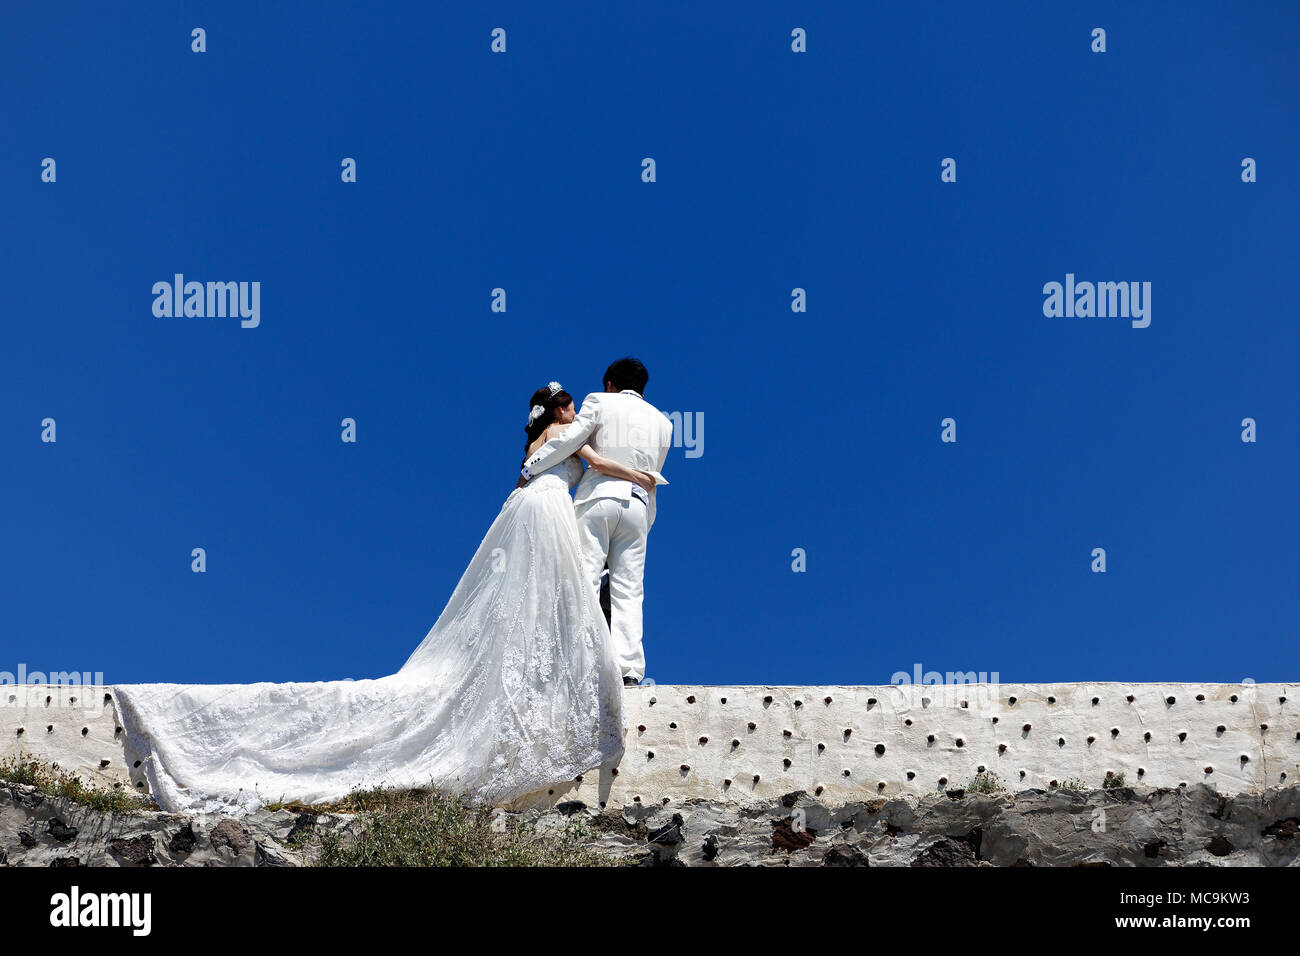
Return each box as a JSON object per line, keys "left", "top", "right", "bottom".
{"left": 522, "top": 390, "right": 674, "bottom": 528}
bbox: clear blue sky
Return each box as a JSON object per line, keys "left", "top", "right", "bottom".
{"left": 3, "top": 2, "right": 1297, "bottom": 687}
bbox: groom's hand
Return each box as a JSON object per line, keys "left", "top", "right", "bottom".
{"left": 633, "top": 471, "right": 656, "bottom": 495}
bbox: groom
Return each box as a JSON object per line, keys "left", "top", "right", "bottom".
{"left": 521, "top": 358, "right": 674, "bottom": 686}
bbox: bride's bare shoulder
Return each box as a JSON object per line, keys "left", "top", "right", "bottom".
{"left": 526, "top": 423, "right": 566, "bottom": 456}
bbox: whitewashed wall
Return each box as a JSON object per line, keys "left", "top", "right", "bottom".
{"left": 2, "top": 682, "right": 1296, "bottom": 809}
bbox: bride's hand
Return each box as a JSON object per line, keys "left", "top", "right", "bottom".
{"left": 582, "top": 444, "right": 655, "bottom": 494}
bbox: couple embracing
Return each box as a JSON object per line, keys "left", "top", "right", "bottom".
{"left": 517, "top": 357, "right": 673, "bottom": 689}
{"left": 112, "top": 358, "right": 673, "bottom": 813}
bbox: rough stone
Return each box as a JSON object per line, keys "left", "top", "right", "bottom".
{"left": 823, "top": 843, "right": 869, "bottom": 866}
{"left": 209, "top": 818, "right": 251, "bottom": 857}
{"left": 284, "top": 814, "right": 316, "bottom": 845}
{"left": 168, "top": 823, "right": 196, "bottom": 854}
{"left": 47, "top": 818, "right": 78, "bottom": 842}
{"left": 911, "top": 837, "right": 981, "bottom": 867}
{"left": 108, "top": 834, "right": 157, "bottom": 865}
{"left": 1, "top": 779, "right": 1298, "bottom": 867}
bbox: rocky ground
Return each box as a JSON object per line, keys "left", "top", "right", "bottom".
{"left": 3, "top": 781, "right": 1297, "bottom": 866}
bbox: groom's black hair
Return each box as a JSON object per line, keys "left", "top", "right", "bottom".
{"left": 604, "top": 357, "right": 649, "bottom": 394}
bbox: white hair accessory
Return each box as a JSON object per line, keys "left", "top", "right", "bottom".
{"left": 528, "top": 404, "right": 546, "bottom": 425}
{"left": 547, "top": 381, "right": 563, "bottom": 396}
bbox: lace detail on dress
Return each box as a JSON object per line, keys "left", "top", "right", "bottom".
{"left": 111, "top": 452, "right": 625, "bottom": 815}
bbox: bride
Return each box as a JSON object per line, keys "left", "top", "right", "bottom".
{"left": 112, "top": 382, "right": 654, "bottom": 815}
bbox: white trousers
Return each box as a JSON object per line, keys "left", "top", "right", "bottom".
{"left": 575, "top": 497, "right": 650, "bottom": 681}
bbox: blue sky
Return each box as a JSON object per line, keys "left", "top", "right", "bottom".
{"left": 3, "top": 2, "right": 1297, "bottom": 688}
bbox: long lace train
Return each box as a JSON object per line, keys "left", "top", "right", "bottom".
{"left": 112, "top": 460, "right": 625, "bottom": 815}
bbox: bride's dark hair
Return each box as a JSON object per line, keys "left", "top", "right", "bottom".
{"left": 522, "top": 384, "right": 573, "bottom": 466}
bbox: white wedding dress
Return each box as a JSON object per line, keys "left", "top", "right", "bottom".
{"left": 112, "top": 456, "right": 625, "bottom": 815}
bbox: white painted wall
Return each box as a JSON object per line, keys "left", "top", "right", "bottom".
{"left": 2, "top": 682, "right": 1296, "bottom": 809}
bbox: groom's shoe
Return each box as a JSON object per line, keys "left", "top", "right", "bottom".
{"left": 623, "top": 676, "right": 640, "bottom": 687}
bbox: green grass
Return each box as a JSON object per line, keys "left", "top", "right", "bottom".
{"left": 1049, "top": 777, "right": 1086, "bottom": 791}
{"left": 306, "top": 784, "right": 626, "bottom": 867}
{"left": 1102, "top": 771, "right": 1127, "bottom": 789}
{"left": 0, "top": 754, "right": 156, "bottom": 814}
